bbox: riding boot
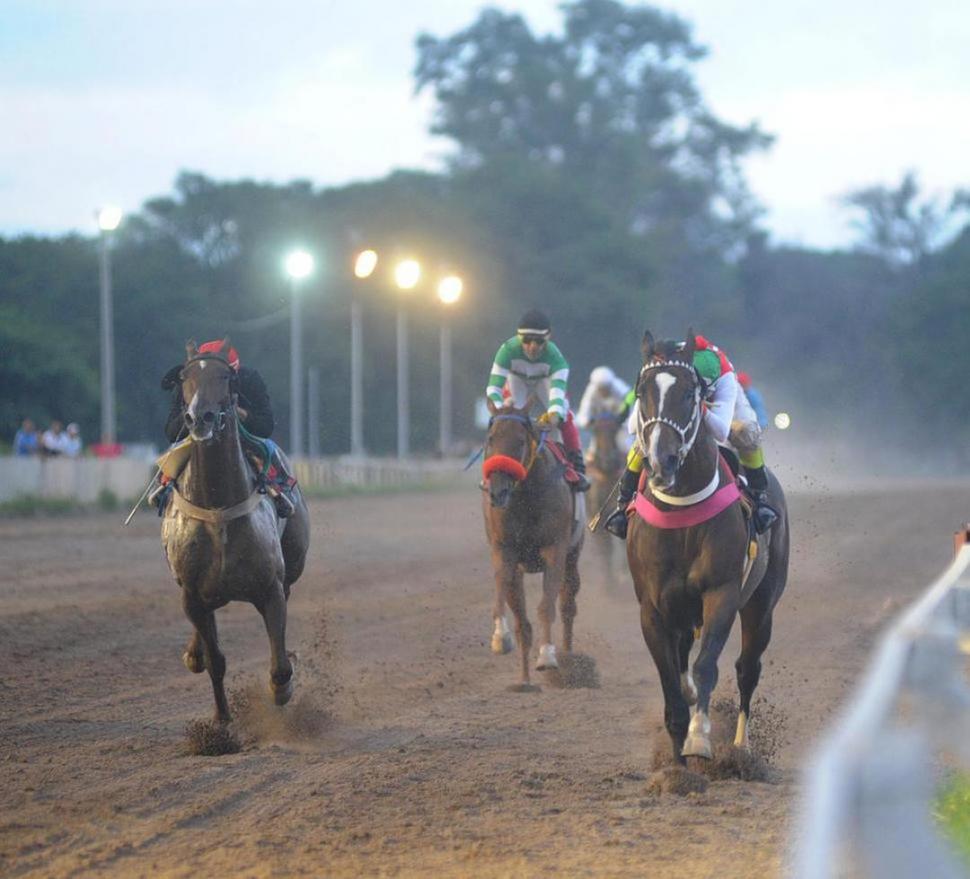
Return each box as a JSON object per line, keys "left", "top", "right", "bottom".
{"left": 604, "top": 468, "right": 640, "bottom": 539}
{"left": 147, "top": 473, "right": 173, "bottom": 516}
{"left": 743, "top": 465, "right": 778, "bottom": 534}
{"left": 566, "top": 450, "right": 591, "bottom": 492}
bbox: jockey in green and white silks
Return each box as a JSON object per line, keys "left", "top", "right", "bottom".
{"left": 604, "top": 334, "right": 778, "bottom": 539}
{"left": 485, "top": 309, "right": 589, "bottom": 491}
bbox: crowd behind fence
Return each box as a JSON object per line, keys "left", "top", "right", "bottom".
{"left": 794, "top": 529, "right": 970, "bottom": 878}
{"left": 0, "top": 455, "right": 468, "bottom": 504}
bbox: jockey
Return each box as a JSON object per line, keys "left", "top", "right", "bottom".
{"left": 150, "top": 340, "right": 294, "bottom": 518}
{"left": 604, "top": 335, "right": 778, "bottom": 539}
{"left": 575, "top": 366, "right": 631, "bottom": 429}
{"left": 485, "top": 309, "right": 590, "bottom": 491}
{"left": 737, "top": 371, "right": 769, "bottom": 429}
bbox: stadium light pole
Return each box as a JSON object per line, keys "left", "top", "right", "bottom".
{"left": 393, "top": 259, "right": 421, "bottom": 459}
{"left": 96, "top": 206, "right": 122, "bottom": 447}
{"left": 351, "top": 249, "right": 378, "bottom": 457}
{"left": 437, "top": 275, "right": 463, "bottom": 456}
{"left": 285, "top": 249, "right": 314, "bottom": 458}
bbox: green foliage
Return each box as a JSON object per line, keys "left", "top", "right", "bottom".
{"left": 0, "top": 495, "right": 80, "bottom": 517}
{"left": 935, "top": 773, "right": 970, "bottom": 867}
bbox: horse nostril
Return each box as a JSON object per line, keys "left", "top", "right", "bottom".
{"left": 664, "top": 454, "right": 678, "bottom": 470}
{"left": 202, "top": 411, "right": 215, "bottom": 424}
{"left": 184, "top": 412, "right": 194, "bottom": 427}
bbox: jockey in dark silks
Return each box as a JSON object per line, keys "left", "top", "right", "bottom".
{"left": 150, "top": 340, "right": 295, "bottom": 518}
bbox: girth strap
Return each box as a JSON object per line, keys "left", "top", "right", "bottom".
{"left": 170, "top": 485, "right": 265, "bottom": 524}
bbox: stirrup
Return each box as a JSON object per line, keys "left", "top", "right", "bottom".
{"left": 753, "top": 503, "right": 778, "bottom": 534}
{"left": 604, "top": 507, "right": 629, "bottom": 539}
{"left": 148, "top": 481, "right": 172, "bottom": 516}
{"left": 272, "top": 490, "right": 295, "bottom": 519}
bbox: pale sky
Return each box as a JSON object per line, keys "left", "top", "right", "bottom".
{"left": 2, "top": 0, "right": 967, "bottom": 248}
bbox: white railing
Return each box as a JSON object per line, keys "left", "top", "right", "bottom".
{"left": 0, "top": 455, "right": 468, "bottom": 503}
{"left": 795, "top": 530, "right": 970, "bottom": 878}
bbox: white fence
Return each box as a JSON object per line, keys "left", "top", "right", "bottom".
{"left": 795, "top": 530, "right": 970, "bottom": 878}
{"left": 0, "top": 455, "right": 468, "bottom": 504}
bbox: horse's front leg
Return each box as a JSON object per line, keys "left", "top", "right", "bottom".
{"left": 182, "top": 590, "right": 230, "bottom": 724}
{"left": 683, "top": 586, "right": 738, "bottom": 759}
{"left": 259, "top": 579, "right": 294, "bottom": 706}
{"left": 494, "top": 549, "right": 533, "bottom": 689}
{"left": 536, "top": 542, "right": 567, "bottom": 670}
{"left": 491, "top": 576, "right": 513, "bottom": 655}
{"left": 182, "top": 630, "right": 205, "bottom": 674}
{"left": 639, "top": 599, "right": 691, "bottom": 763}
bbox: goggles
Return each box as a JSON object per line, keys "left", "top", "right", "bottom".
{"left": 518, "top": 333, "right": 549, "bottom": 346}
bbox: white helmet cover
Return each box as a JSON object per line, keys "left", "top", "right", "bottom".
{"left": 590, "top": 366, "right": 615, "bottom": 387}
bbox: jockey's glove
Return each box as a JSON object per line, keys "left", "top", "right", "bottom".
{"left": 536, "top": 412, "right": 560, "bottom": 429}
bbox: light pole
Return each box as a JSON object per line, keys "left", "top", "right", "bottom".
{"left": 285, "top": 249, "right": 314, "bottom": 458}
{"left": 97, "top": 206, "right": 122, "bottom": 447}
{"left": 351, "top": 249, "right": 378, "bottom": 457}
{"left": 393, "top": 259, "right": 421, "bottom": 459}
{"left": 437, "top": 275, "right": 463, "bottom": 456}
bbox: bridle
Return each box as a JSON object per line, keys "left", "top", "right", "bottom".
{"left": 636, "top": 358, "right": 703, "bottom": 466}
{"left": 483, "top": 413, "right": 547, "bottom": 484}
{"left": 180, "top": 353, "right": 238, "bottom": 435}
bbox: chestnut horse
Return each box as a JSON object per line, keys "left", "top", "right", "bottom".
{"left": 482, "top": 401, "right": 584, "bottom": 689}
{"left": 161, "top": 340, "right": 310, "bottom": 722}
{"left": 627, "top": 331, "right": 789, "bottom": 763}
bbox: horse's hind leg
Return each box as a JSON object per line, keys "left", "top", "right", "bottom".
{"left": 734, "top": 591, "right": 774, "bottom": 749}
{"left": 559, "top": 547, "right": 581, "bottom": 654}
{"left": 259, "top": 580, "right": 294, "bottom": 706}
{"left": 182, "top": 591, "right": 230, "bottom": 724}
{"left": 683, "top": 588, "right": 737, "bottom": 759}
{"left": 536, "top": 543, "right": 567, "bottom": 670}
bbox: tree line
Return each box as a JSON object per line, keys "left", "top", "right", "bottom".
{"left": 2, "top": 0, "right": 967, "bottom": 462}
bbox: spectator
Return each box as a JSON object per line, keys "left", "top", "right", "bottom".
{"left": 13, "top": 418, "right": 39, "bottom": 456}
{"left": 41, "top": 420, "right": 69, "bottom": 457}
{"left": 64, "top": 423, "right": 82, "bottom": 457}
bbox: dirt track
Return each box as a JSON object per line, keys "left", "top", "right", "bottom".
{"left": 2, "top": 478, "right": 968, "bottom": 878}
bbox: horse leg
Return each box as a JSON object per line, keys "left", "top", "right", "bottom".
{"left": 491, "top": 566, "right": 514, "bottom": 655}
{"left": 182, "top": 590, "right": 230, "bottom": 724}
{"left": 559, "top": 547, "right": 581, "bottom": 654}
{"left": 182, "top": 630, "right": 205, "bottom": 674}
{"left": 502, "top": 561, "right": 534, "bottom": 688}
{"left": 734, "top": 592, "right": 774, "bottom": 749}
{"left": 683, "top": 588, "right": 737, "bottom": 759}
{"left": 678, "top": 629, "right": 697, "bottom": 705}
{"left": 640, "top": 601, "right": 691, "bottom": 764}
{"left": 536, "top": 543, "right": 567, "bottom": 670}
{"left": 259, "top": 580, "right": 294, "bottom": 706}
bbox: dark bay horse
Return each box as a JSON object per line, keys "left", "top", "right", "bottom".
{"left": 627, "top": 331, "right": 789, "bottom": 763}
{"left": 482, "top": 400, "right": 584, "bottom": 689}
{"left": 161, "top": 340, "right": 310, "bottom": 722}
{"left": 587, "top": 414, "right": 626, "bottom": 589}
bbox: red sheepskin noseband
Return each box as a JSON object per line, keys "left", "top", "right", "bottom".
{"left": 483, "top": 454, "right": 528, "bottom": 482}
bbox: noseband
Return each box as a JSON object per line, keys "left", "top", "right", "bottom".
{"left": 637, "top": 359, "right": 702, "bottom": 465}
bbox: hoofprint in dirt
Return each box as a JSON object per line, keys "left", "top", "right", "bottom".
{"left": 1, "top": 482, "right": 967, "bottom": 877}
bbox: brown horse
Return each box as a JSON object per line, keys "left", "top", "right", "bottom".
{"left": 586, "top": 414, "right": 626, "bottom": 589}
{"left": 161, "top": 340, "right": 310, "bottom": 722}
{"left": 627, "top": 331, "right": 789, "bottom": 763}
{"left": 482, "top": 401, "right": 584, "bottom": 690}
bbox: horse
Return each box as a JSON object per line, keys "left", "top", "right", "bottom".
{"left": 626, "top": 330, "right": 789, "bottom": 764}
{"left": 586, "top": 413, "right": 627, "bottom": 589}
{"left": 482, "top": 400, "right": 584, "bottom": 690}
{"left": 160, "top": 339, "right": 310, "bottom": 723}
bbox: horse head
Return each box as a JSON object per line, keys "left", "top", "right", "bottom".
{"left": 483, "top": 397, "right": 536, "bottom": 509}
{"left": 636, "top": 328, "right": 703, "bottom": 491}
{"left": 179, "top": 338, "right": 238, "bottom": 443}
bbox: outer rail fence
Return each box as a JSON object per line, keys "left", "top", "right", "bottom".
{"left": 794, "top": 529, "right": 970, "bottom": 878}
{"left": 0, "top": 455, "right": 469, "bottom": 504}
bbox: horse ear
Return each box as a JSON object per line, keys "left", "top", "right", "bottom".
{"left": 185, "top": 339, "right": 198, "bottom": 360}
{"left": 220, "top": 336, "right": 231, "bottom": 354}
{"left": 684, "top": 329, "right": 696, "bottom": 358}
{"left": 486, "top": 398, "right": 499, "bottom": 416}
{"left": 641, "top": 330, "right": 655, "bottom": 363}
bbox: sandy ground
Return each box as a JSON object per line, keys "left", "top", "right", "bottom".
{"left": 2, "top": 478, "right": 969, "bottom": 878}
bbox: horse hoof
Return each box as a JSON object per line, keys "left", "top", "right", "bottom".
{"left": 507, "top": 682, "right": 541, "bottom": 693}
{"left": 491, "top": 618, "right": 513, "bottom": 654}
{"left": 271, "top": 678, "right": 293, "bottom": 706}
{"left": 536, "top": 644, "right": 558, "bottom": 671}
{"left": 681, "top": 735, "right": 712, "bottom": 759}
{"left": 183, "top": 651, "right": 205, "bottom": 674}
